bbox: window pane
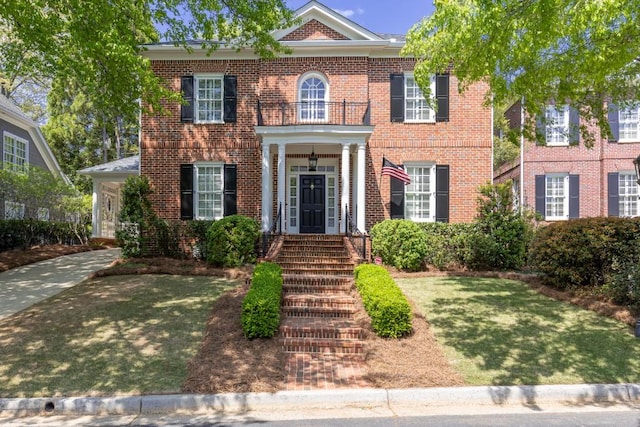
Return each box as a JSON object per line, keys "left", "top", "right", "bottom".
{"left": 545, "top": 176, "right": 566, "bottom": 218}
{"left": 545, "top": 106, "right": 569, "bottom": 145}
{"left": 405, "top": 76, "right": 432, "bottom": 122}
{"left": 300, "top": 77, "right": 327, "bottom": 121}
{"left": 196, "top": 77, "right": 223, "bottom": 122}
{"left": 196, "top": 165, "right": 222, "bottom": 219}
{"left": 619, "top": 173, "right": 639, "bottom": 217}
{"left": 619, "top": 107, "right": 640, "bottom": 141}
{"left": 405, "top": 166, "right": 432, "bottom": 221}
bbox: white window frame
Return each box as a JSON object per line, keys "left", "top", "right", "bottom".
{"left": 5, "top": 201, "right": 25, "bottom": 220}
{"left": 618, "top": 106, "right": 640, "bottom": 142}
{"left": 619, "top": 172, "right": 639, "bottom": 217}
{"left": 195, "top": 74, "right": 224, "bottom": 124}
{"left": 298, "top": 72, "right": 329, "bottom": 122}
{"left": 404, "top": 163, "right": 436, "bottom": 222}
{"left": 545, "top": 105, "right": 570, "bottom": 146}
{"left": 194, "top": 163, "right": 224, "bottom": 220}
{"left": 37, "top": 207, "right": 50, "bottom": 221}
{"left": 404, "top": 73, "right": 435, "bottom": 123}
{"left": 545, "top": 173, "right": 569, "bottom": 220}
{"left": 3, "top": 132, "right": 28, "bottom": 172}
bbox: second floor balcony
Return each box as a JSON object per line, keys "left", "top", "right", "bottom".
{"left": 257, "top": 100, "right": 371, "bottom": 127}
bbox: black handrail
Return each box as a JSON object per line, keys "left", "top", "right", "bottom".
{"left": 345, "top": 205, "right": 367, "bottom": 260}
{"left": 256, "top": 100, "right": 371, "bottom": 126}
{"left": 261, "top": 203, "right": 282, "bottom": 258}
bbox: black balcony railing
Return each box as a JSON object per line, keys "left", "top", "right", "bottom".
{"left": 257, "top": 100, "right": 371, "bottom": 126}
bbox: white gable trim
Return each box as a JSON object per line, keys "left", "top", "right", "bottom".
{"left": 272, "top": 1, "right": 382, "bottom": 42}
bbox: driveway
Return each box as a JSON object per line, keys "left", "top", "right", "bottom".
{"left": 0, "top": 248, "right": 121, "bottom": 320}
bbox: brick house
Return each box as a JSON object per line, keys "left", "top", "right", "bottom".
{"left": 495, "top": 99, "right": 640, "bottom": 219}
{"left": 140, "top": 0, "right": 492, "bottom": 245}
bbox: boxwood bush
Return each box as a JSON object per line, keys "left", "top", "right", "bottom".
{"left": 241, "top": 262, "right": 283, "bottom": 339}
{"left": 206, "top": 215, "right": 260, "bottom": 267}
{"left": 354, "top": 264, "right": 413, "bottom": 338}
{"left": 370, "top": 219, "right": 427, "bottom": 271}
{"left": 528, "top": 217, "right": 640, "bottom": 290}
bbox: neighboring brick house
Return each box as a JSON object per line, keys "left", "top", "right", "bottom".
{"left": 140, "top": 0, "right": 492, "bottom": 242}
{"left": 0, "top": 92, "right": 68, "bottom": 220}
{"left": 495, "top": 99, "right": 640, "bottom": 220}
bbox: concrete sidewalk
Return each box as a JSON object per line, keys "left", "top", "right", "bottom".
{"left": 0, "top": 248, "right": 121, "bottom": 320}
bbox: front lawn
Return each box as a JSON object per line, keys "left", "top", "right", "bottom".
{"left": 397, "top": 276, "right": 640, "bottom": 386}
{"left": 0, "top": 275, "right": 238, "bottom": 397}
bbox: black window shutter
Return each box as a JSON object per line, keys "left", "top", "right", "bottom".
{"left": 390, "top": 176, "right": 405, "bottom": 219}
{"left": 390, "top": 73, "right": 404, "bottom": 122}
{"left": 223, "top": 75, "right": 237, "bottom": 123}
{"left": 569, "top": 174, "right": 579, "bottom": 219}
{"left": 435, "top": 165, "right": 450, "bottom": 222}
{"left": 180, "top": 164, "right": 194, "bottom": 219}
{"left": 535, "top": 113, "right": 545, "bottom": 146}
{"left": 535, "top": 175, "right": 545, "bottom": 217}
{"left": 181, "top": 76, "right": 194, "bottom": 123}
{"left": 608, "top": 102, "right": 619, "bottom": 143}
{"left": 223, "top": 164, "right": 237, "bottom": 216}
{"left": 608, "top": 172, "right": 619, "bottom": 217}
{"left": 569, "top": 107, "right": 580, "bottom": 145}
{"left": 435, "top": 73, "right": 450, "bottom": 122}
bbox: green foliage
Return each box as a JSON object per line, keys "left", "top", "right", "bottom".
{"left": 116, "top": 175, "right": 155, "bottom": 257}
{"left": 419, "top": 222, "right": 477, "bottom": 270}
{"left": 0, "top": 220, "right": 88, "bottom": 251}
{"left": 206, "top": 215, "right": 260, "bottom": 268}
{"left": 185, "top": 220, "right": 215, "bottom": 260}
{"left": 403, "top": 0, "right": 640, "bottom": 147}
{"left": 370, "top": 219, "right": 428, "bottom": 271}
{"left": 354, "top": 264, "right": 413, "bottom": 338}
{"left": 528, "top": 217, "right": 640, "bottom": 290}
{"left": 241, "top": 262, "right": 283, "bottom": 339}
{"left": 606, "top": 259, "right": 640, "bottom": 310}
{"left": 493, "top": 136, "right": 520, "bottom": 170}
{"left": 467, "top": 181, "right": 534, "bottom": 270}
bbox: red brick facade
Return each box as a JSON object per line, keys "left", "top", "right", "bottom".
{"left": 140, "top": 3, "right": 492, "bottom": 233}
{"left": 496, "top": 100, "right": 640, "bottom": 219}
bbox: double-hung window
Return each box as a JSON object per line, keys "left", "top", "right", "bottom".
{"left": 404, "top": 164, "right": 436, "bottom": 221}
{"left": 404, "top": 74, "right": 435, "bottom": 123}
{"left": 4, "top": 201, "right": 25, "bottom": 219}
{"left": 545, "top": 174, "right": 569, "bottom": 220}
{"left": 195, "top": 76, "right": 224, "bottom": 123}
{"left": 619, "top": 173, "right": 639, "bottom": 217}
{"left": 545, "top": 105, "right": 570, "bottom": 146}
{"left": 194, "top": 164, "right": 223, "bottom": 220}
{"left": 3, "top": 132, "right": 27, "bottom": 172}
{"left": 619, "top": 106, "right": 640, "bottom": 142}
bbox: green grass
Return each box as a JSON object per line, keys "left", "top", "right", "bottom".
{"left": 397, "top": 276, "right": 640, "bottom": 386}
{"left": 0, "top": 275, "right": 238, "bottom": 398}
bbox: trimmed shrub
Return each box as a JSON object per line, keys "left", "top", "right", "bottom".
{"left": 0, "top": 219, "right": 88, "bottom": 251}
{"left": 528, "top": 217, "right": 640, "bottom": 290}
{"left": 185, "top": 220, "right": 215, "bottom": 260}
{"left": 419, "top": 222, "right": 477, "bottom": 270}
{"left": 354, "top": 264, "right": 413, "bottom": 338}
{"left": 206, "top": 215, "right": 260, "bottom": 267}
{"left": 241, "top": 262, "right": 283, "bottom": 339}
{"left": 370, "top": 219, "right": 427, "bottom": 271}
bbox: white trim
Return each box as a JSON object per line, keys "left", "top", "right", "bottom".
{"left": 193, "top": 162, "right": 224, "bottom": 220}
{"left": 193, "top": 74, "right": 224, "bottom": 124}
{"left": 403, "top": 163, "right": 436, "bottom": 222}
{"left": 544, "top": 105, "right": 570, "bottom": 146}
{"left": 298, "top": 71, "right": 329, "bottom": 123}
{"left": 2, "top": 131, "right": 28, "bottom": 171}
{"left": 404, "top": 73, "right": 435, "bottom": 123}
{"left": 618, "top": 106, "right": 640, "bottom": 143}
{"left": 544, "top": 173, "right": 569, "bottom": 221}
{"left": 618, "top": 171, "right": 639, "bottom": 217}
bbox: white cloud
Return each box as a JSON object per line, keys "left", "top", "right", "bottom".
{"left": 333, "top": 8, "right": 364, "bottom": 18}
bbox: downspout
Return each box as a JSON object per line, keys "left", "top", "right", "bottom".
{"left": 520, "top": 97, "right": 525, "bottom": 209}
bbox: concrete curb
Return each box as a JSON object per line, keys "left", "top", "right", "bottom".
{"left": 1, "top": 384, "right": 639, "bottom": 417}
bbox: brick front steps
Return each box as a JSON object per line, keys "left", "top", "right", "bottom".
{"left": 273, "top": 235, "right": 370, "bottom": 390}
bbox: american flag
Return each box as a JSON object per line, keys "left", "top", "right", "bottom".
{"left": 381, "top": 157, "right": 410, "bottom": 184}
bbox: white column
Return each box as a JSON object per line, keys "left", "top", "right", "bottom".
{"left": 341, "top": 143, "right": 351, "bottom": 234}
{"left": 91, "top": 180, "right": 101, "bottom": 238}
{"left": 277, "top": 143, "right": 286, "bottom": 232}
{"left": 261, "top": 142, "right": 271, "bottom": 232}
{"left": 356, "top": 142, "right": 366, "bottom": 231}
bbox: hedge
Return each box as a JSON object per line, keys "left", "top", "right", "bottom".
{"left": 354, "top": 264, "right": 413, "bottom": 338}
{"left": 241, "top": 262, "right": 283, "bottom": 339}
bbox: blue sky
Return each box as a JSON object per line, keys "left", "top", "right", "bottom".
{"left": 285, "top": 0, "right": 435, "bottom": 35}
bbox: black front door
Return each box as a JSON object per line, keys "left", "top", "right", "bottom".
{"left": 300, "top": 175, "right": 325, "bottom": 234}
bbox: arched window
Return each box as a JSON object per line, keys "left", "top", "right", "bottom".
{"left": 298, "top": 73, "right": 328, "bottom": 122}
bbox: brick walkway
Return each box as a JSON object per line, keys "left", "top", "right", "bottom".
{"left": 273, "top": 235, "right": 369, "bottom": 390}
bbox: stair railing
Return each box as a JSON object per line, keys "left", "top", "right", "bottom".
{"left": 345, "top": 205, "right": 367, "bottom": 261}
{"left": 261, "top": 203, "right": 282, "bottom": 258}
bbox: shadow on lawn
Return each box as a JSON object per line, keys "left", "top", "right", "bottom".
{"left": 0, "top": 275, "right": 238, "bottom": 397}
{"left": 426, "top": 276, "right": 640, "bottom": 386}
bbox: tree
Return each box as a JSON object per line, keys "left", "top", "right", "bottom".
{"left": 403, "top": 0, "right": 640, "bottom": 146}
